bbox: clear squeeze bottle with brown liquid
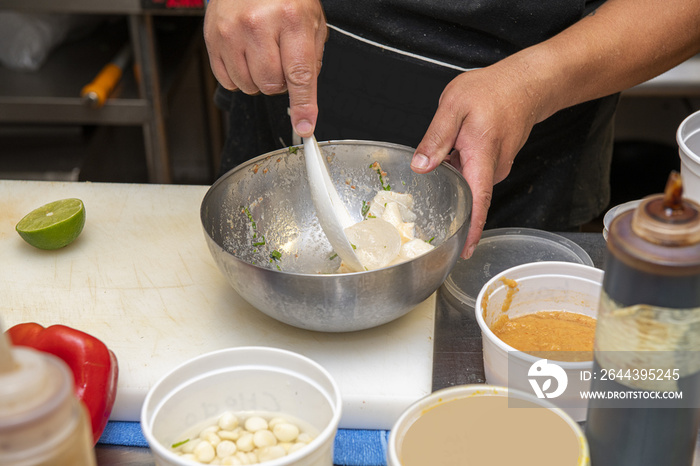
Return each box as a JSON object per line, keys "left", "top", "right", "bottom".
{"left": 585, "top": 172, "right": 700, "bottom": 466}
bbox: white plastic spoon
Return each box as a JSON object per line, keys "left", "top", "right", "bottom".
{"left": 304, "top": 136, "right": 364, "bottom": 272}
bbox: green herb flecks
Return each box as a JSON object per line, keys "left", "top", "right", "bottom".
{"left": 242, "top": 206, "right": 257, "bottom": 229}
{"left": 242, "top": 205, "right": 266, "bottom": 247}
{"left": 329, "top": 253, "right": 338, "bottom": 260}
{"left": 269, "top": 250, "right": 282, "bottom": 270}
{"left": 172, "top": 439, "right": 190, "bottom": 449}
{"left": 369, "top": 162, "right": 391, "bottom": 191}
{"left": 428, "top": 236, "right": 435, "bottom": 244}
{"left": 361, "top": 200, "right": 370, "bottom": 218}
{"left": 269, "top": 255, "right": 282, "bottom": 271}
{"left": 289, "top": 146, "right": 299, "bottom": 154}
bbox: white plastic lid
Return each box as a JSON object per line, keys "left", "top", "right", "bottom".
{"left": 602, "top": 199, "right": 642, "bottom": 241}
{"left": 442, "top": 228, "right": 593, "bottom": 310}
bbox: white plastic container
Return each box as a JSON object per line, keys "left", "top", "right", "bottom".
{"left": 602, "top": 199, "right": 641, "bottom": 241}
{"left": 678, "top": 109, "right": 700, "bottom": 203}
{"left": 387, "top": 385, "right": 589, "bottom": 466}
{"left": 141, "top": 346, "right": 342, "bottom": 466}
{"left": 475, "top": 261, "right": 603, "bottom": 421}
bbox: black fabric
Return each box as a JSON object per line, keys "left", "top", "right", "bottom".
{"left": 214, "top": 0, "right": 617, "bottom": 230}
{"left": 323, "top": 0, "right": 607, "bottom": 69}
{"left": 215, "top": 89, "right": 293, "bottom": 174}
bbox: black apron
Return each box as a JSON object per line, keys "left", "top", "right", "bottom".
{"left": 215, "top": 0, "right": 617, "bottom": 231}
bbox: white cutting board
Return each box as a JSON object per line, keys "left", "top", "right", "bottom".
{"left": 0, "top": 180, "right": 434, "bottom": 430}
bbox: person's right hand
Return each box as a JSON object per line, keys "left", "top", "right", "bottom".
{"left": 203, "top": 0, "right": 327, "bottom": 138}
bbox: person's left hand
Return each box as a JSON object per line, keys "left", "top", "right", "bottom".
{"left": 410, "top": 62, "right": 544, "bottom": 259}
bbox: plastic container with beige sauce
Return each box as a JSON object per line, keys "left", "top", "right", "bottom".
{"left": 387, "top": 385, "right": 589, "bottom": 466}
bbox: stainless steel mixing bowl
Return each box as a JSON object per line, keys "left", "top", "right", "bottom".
{"left": 200, "top": 140, "right": 472, "bottom": 332}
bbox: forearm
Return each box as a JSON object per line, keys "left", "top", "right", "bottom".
{"left": 503, "top": 0, "right": 700, "bottom": 123}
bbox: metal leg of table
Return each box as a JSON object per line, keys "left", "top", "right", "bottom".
{"left": 129, "top": 13, "right": 172, "bottom": 184}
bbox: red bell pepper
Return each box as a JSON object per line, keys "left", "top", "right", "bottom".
{"left": 6, "top": 323, "right": 119, "bottom": 445}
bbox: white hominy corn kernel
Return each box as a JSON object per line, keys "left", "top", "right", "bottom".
{"left": 221, "top": 457, "right": 242, "bottom": 466}
{"left": 205, "top": 431, "right": 222, "bottom": 447}
{"left": 219, "top": 427, "right": 243, "bottom": 441}
{"left": 218, "top": 412, "right": 239, "bottom": 431}
{"left": 171, "top": 412, "right": 314, "bottom": 464}
{"left": 216, "top": 440, "right": 237, "bottom": 458}
{"left": 200, "top": 425, "right": 220, "bottom": 439}
{"left": 244, "top": 416, "right": 268, "bottom": 432}
{"left": 194, "top": 440, "right": 216, "bottom": 463}
{"left": 257, "top": 445, "right": 286, "bottom": 462}
{"left": 236, "top": 432, "right": 255, "bottom": 452}
{"left": 273, "top": 423, "right": 299, "bottom": 442}
{"left": 221, "top": 456, "right": 242, "bottom": 466}
{"left": 235, "top": 451, "right": 250, "bottom": 465}
{"left": 182, "top": 438, "right": 201, "bottom": 454}
{"left": 267, "top": 417, "right": 287, "bottom": 430}
{"left": 253, "top": 429, "right": 277, "bottom": 448}
{"left": 278, "top": 442, "right": 293, "bottom": 453}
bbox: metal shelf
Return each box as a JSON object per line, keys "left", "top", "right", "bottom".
{"left": 0, "top": 18, "right": 147, "bottom": 125}
{"left": 0, "top": 0, "right": 182, "bottom": 15}
{"left": 0, "top": 3, "right": 215, "bottom": 184}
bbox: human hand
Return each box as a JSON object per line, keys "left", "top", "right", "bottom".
{"left": 410, "top": 64, "right": 543, "bottom": 259}
{"left": 203, "top": 0, "right": 327, "bottom": 137}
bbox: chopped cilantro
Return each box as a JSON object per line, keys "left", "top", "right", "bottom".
{"left": 369, "top": 162, "right": 391, "bottom": 191}
{"left": 289, "top": 146, "right": 299, "bottom": 154}
{"left": 172, "top": 439, "right": 189, "bottom": 448}
{"left": 270, "top": 250, "right": 282, "bottom": 261}
{"left": 242, "top": 206, "right": 257, "bottom": 229}
{"left": 243, "top": 206, "right": 268, "bottom": 248}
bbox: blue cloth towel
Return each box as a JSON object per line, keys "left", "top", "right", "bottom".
{"left": 98, "top": 422, "right": 388, "bottom": 466}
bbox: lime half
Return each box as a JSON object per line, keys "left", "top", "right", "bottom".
{"left": 16, "top": 198, "right": 86, "bottom": 250}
